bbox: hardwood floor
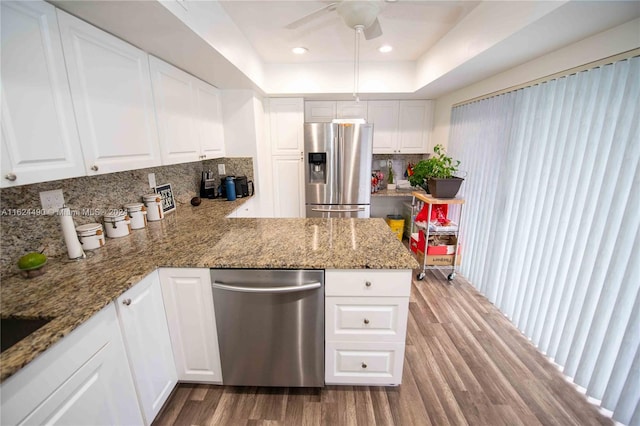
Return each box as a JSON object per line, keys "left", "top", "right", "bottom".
{"left": 153, "top": 269, "right": 611, "bottom": 426}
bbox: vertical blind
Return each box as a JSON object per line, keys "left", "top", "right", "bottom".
{"left": 447, "top": 56, "right": 639, "bottom": 425}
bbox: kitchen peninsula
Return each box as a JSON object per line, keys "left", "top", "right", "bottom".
{"left": 0, "top": 197, "right": 417, "bottom": 383}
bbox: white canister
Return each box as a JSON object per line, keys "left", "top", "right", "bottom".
{"left": 76, "top": 223, "right": 105, "bottom": 250}
{"left": 143, "top": 194, "right": 164, "bottom": 221}
{"left": 103, "top": 211, "right": 131, "bottom": 238}
{"left": 124, "top": 203, "right": 147, "bottom": 229}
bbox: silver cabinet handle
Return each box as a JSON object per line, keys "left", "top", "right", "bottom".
{"left": 4, "top": 173, "right": 16, "bottom": 181}
{"left": 363, "top": 318, "right": 370, "bottom": 325}
{"left": 361, "top": 362, "right": 367, "bottom": 369}
{"left": 365, "top": 281, "right": 372, "bottom": 287}
{"left": 91, "top": 165, "right": 99, "bottom": 171}
{"left": 311, "top": 207, "right": 365, "bottom": 213}
{"left": 122, "top": 298, "right": 131, "bottom": 306}
{"left": 212, "top": 281, "right": 321, "bottom": 294}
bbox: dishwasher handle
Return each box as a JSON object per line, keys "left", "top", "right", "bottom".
{"left": 212, "top": 281, "right": 322, "bottom": 294}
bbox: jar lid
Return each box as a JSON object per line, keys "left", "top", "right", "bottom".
{"left": 104, "top": 211, "right": 127, "bottom": 222}
{"left": 143, "top": 194, "right": 161, "bottom": 202}
{"left": 76, "top": 223, "right": 103, "bottom": 236}
{"left": 124, "top": 202, "right": 144, "bottom": 211}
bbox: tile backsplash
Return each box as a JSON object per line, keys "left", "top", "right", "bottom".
{"left": 0, "top": 157, "right": 253, "bottom": 273}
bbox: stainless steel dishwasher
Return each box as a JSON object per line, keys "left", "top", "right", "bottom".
{"left": 210, "top": 269, "right": 324, "bottom": 387}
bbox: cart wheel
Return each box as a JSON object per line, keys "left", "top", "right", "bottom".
{"left": 447, "top": 272, "right": 456, "bottom": 281}
{"left": 417, "top": 272, "right": 425, "bottom": 281}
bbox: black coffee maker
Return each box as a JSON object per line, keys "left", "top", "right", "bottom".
{"left": 219, "top": 175, "right": 254, "bottom": 198}
{"left": 200, "top": 171, "right": 217, "bottom": 199}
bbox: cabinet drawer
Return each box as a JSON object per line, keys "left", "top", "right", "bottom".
{"left": 326, "top": 297, "right": 409, "bottom": 341}
{"left": 325, "top": 270, "right": 411, "bottom": 297}
{"left": 325, "top": 341, "right": 405, "bottom": 385}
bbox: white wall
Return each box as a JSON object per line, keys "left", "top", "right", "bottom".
{"left": 433, "top": 18, "right": 640, "bottom": 148}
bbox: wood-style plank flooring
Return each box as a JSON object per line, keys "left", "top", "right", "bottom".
{"left": 153, "top": 269, "right": 611, "bottom": 426}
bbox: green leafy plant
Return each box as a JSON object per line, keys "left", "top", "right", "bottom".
{"left": 409, "top": 144, "right": 461, "bottom": 189}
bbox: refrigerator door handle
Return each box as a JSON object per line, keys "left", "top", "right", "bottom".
{"left": 311, "top": 207, "right": 365, "bottom": 212}
{"left": 334, "top": 134, "right": 341, "bottom": 202}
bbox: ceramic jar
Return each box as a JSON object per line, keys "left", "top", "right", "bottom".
{"left": 76, "top": 223, "right": 105, "bottom": 250}
{"left": 103, "top": 211, "right": 131, "bottom": 238}
{"left": 124, "top": 202, "right": 147, "bottom": 229}
{"left": 143, "top": 194, "right": 164, "bottom": 222}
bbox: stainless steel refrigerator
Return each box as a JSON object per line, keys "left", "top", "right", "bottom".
{"left": 305, "top": 121, "right": 373, "bottom": 218}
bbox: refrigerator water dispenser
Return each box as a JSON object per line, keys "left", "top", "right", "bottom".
{"left": 308, "top": 152, "right": 327, "bottom": 183}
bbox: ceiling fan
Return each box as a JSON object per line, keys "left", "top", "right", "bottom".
{"left": 285, "top": 1, "right": 384, "bottom": 40}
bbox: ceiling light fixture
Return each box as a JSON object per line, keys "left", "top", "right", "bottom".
{"left": 292, "top": 47, "right": 308, "bottom": 55}
{"left": 379, "top": 45, "right": 393, "bottom": 53}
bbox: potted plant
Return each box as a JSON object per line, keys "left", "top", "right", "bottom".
{"left": 387, "top": 163, "right": 396, "bottom": 190}
{"left": 409, "top": 144, "right": 463, "bottom": 198}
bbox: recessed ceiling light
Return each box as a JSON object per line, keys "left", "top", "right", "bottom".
{"left": 379, "top": 45, "right": 393, "bottom": 53}
{"left": 292, "top": 47, "right": 308, "bottom": 55}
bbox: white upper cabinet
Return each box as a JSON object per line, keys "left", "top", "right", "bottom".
{"left": 336, "top": 101, "right": 368, "bottom": 120}
{"left": 368, "top": 101, "right": 400, "bottom": 154}
{"left": 397, "top": 100, "right": 433, "bottom": 153}
{"left": 150, "top": 56, "right": 225, "bottom": 164}
{"left": 304, "top": 101, "right": 336, "bottom": 123}
{"left": 0, "top": 1, "right": 85, "bottom": 187}
{"left": 193, "top": 79, "right": 225, "bottom": 160}
{"left": 149, "top": 56, "right": 199, "bottom": 165}
{"left": 270, "top": 98, "right": 304, "bottom": 156}
{"left": 57, "top": 9, "right": 161, "bottom": 175}
{"left": 116, "top": 271, "right": 177, "bottom": 425}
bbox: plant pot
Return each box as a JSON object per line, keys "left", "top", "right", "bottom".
{"left": 427, "top": 177, "right": 464, "bottom": 198}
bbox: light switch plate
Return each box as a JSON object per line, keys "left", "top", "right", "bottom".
{"left": 148, "top": 173, "right": 156, "bottom": 189}
{"left": 218, "top": 164, "right": 226, "bottom": 175}
{"left": 40, "top": 189, "right": 65, "bottom": 214}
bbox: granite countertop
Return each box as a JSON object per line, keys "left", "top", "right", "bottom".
{"left": 372, "top": 188, "right": 424, "bottom": 197}
{"left": 0, "top": 198, "right": 418, "bottom": 382}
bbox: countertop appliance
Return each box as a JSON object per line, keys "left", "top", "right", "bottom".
{"left": 210, "top": 269, "right": 324, "bottom": 387}
{"left": 305, "top": 120, "right": 373, "bottom": 218}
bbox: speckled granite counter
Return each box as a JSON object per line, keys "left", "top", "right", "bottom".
{"left": 372, "top": 188, "right": 425, "bottom": 197}
{"left": 0, "top": 198, "right": 418, "bottom": 382}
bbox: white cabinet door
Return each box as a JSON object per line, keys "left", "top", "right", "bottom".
{"left": 272, "top": 156, "right": 304, "bottom": 218}
{"left": 1, "top": 304, "right": 143, "bottom": 426}
{"left": 0, "top": 1, "right": 85, "bottom": 187}
{"left": 337, "top": 101, "right": 368, "bottom": 120}
{"left": 116, "top": 271, "right": 177, "bottom": 425}
{"left": 269, "top": 98, "right": 304, "bottom": 156}
{"left": 368, "top": 101, "right": 400, "bottom": 154}
{"left": 57, "top": 10, "right": 160, "bottom": 175}
{"left": 149, "top": 56, "right": 200, "bottom": 165}
{"left": 304, "top": 101, "right": 336, "bottom": 122}
{"left": 159, "top": 268, "right": 223, "bottom": 384}
{"left": 194, "top": 79, "right": 225, "bottom": 160}
{"left": 397, "top": 100, "right": 432, "bottom": 153}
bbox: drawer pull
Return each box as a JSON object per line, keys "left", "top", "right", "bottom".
{"left": 365, "top": 281, "right": 372, "bottom": 287}
{"left": 122, "top": 298, "right": 132, "bottom": 306}
{"left": 363, "top": 318, "right": 370, "bottom": 325}
{"left": 361, "top": 362, "right": 367, "bottom": 369}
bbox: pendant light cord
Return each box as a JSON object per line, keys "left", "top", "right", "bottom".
{"left": 353, "top": 26, "right": 362, "bottom": 102}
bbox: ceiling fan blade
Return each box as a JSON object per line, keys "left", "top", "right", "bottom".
{"left": 285, "top": 2, "right": 339, "bottom": 30}
{"left": 363, "top": 18, "right": 382, "bottom": 40}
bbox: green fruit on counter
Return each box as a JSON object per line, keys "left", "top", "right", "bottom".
{"left": 17, "top": 252, "right": 47, "bottom": 270}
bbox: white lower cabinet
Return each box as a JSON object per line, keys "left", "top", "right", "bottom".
{"left": 159, "top": 268, "right": 223, "bottom": 383}
{"left": 0, "top": 304, "right": 143, "bottom": 426}
{"left": 116, "top": 270, "right": 177, "bottom": 425}
{"left": 325, "top": 269, "right": 411, "bottom": 385}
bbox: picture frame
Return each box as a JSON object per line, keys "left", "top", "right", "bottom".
{"left": 155, "top": 183, "right": 176, "bottom": 214}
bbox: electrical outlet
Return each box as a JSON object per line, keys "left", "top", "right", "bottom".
{"left": 218, "top": 164, "right": 226, "bottom": 175}
{"left": 148, "top": 173, "right": 156, "bottom": 189}
{"left": 40, "top": 189, "right": 65, "bottom": 214}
